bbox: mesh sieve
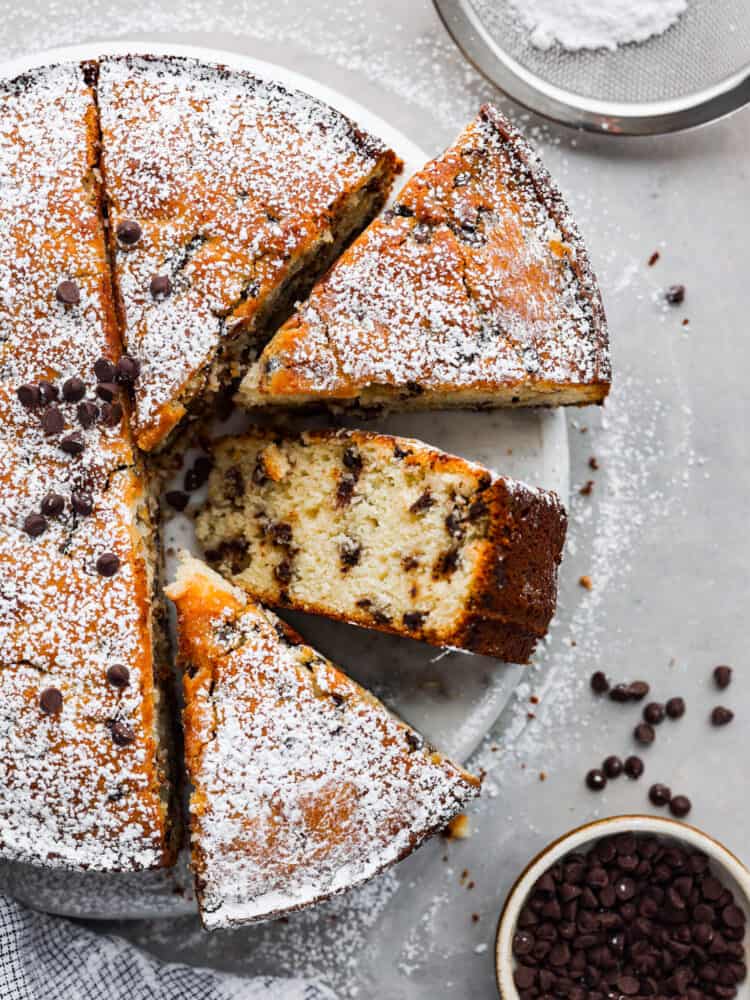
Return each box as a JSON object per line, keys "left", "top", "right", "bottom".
{"left": 434, "top": 0, "right": 750, "bottom": 134}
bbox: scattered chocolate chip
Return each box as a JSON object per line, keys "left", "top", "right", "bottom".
{"left": 590, "top": 670, "right": 609, "bottom": 694}
{"left": 150, "top": 274, "right": 172, "bottom": 298}
{"left": 403, "top": 611, "right": 426, "bottom": 630}
{"left": 38, "top": 380, "right": 59, "bottom": 404}
{"left": 274, "top": 559, "right": 293, "bottom": 584}
{"left": 666, "top": 696, "right": 686, "bottom": 719}
{"left": 96, "top": 552, "right": 120, "bottom": 577}
{"left": 627, "top": 680, "right": 650, "bottom": 701}
{"left": 579, "top": 479, "right": 594, "bottom": 495}
{"left": 165, "top": 490, "right": 189, "bottom": 511}
{"left": 634, "top": 722, "right": 655, "bottom": 745}
{"left": 106, "top": 664, "right": 130, "bottom": 688}
{"left": 94, "top": 357, "right": 116, "bottom": 382}
{"left": 410, "top": 490, "right": 435, "bottom": 514}
{"left": 669, "top": 794, "right": 692, "bottom": 818}
{"left": 42, "top": 405, "right": 64, "bottom": 436}
{"left": 405, "top": 731, "right": 424, "bottom": 753}
{"left": 714, "top": 665, "right": 732, "bottom": 690}
{"left": 115, "top": 354, "right": 141, "bottom": 384}
{"left": 342, "top": 446, "right": 362, "bottom": 473}
{"left": 643, "top": 702, "right": 665, "bottom": 725}
{"left": 39, "top": 687, "right": 63, "bottom": 715}
{"left": 40, "top": 492, "right": 65, "bottom": 517}
{"left": 76, "top": 400, "right": 99, "bottom": 428}
{"left": 603, "top": 755, "right": 623, "bottom": 779}
{"left": 666, "top": 283, "right": 686, "bottom": 305}
{"left": 711, "top": 706, "right": 734, "bottom": 727}
{"left": 624, "top": 755, "right": 644, "bottom": 779}
{"left": 96, "top": 381, "right": 119, "bottom": 402}
{"left": 609, "top": 683, "right": 631, "bottom": 703}
{"left": 109, "top": 720, "right": 135, "bottom": 746}
{"left": 56, "top": 279, "right": 80, "bottom": 305}
{"left": 99, "top": 401, "right": 123, "bottom": 427}
{"left": 71, "top": 491, "right": 93, "bottom": 516}
{"left": 648, "top": 250, "right": 660, "bottom": 266}
{"left": 60, "top": 432, "right": 85, "bottom": 455}
{"left": 62, "top": 376, "right": 86, "bottom": 402}
{"left": 649, "top": 783, "right": 671, "bottom": 807}
{"left": 23, "top": 513, "right": 47, "bottom": 537}
{"left": 116, "top": 219, "right": 142, "bottom": 246}
{"left": 17, "top": 383, "right": 41, "bottom": 408}
{"left": 586, "top": 769, "right": 607, "bottom": 791}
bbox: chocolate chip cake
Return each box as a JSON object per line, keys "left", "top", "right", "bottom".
{"left": 239, "top": 105, "right": 610, "bottom": 413}
{"left": 166, "top": 554, "right": 480, "bottom": 928}
{"left": 0, "top": 64, "right": 176, "bottom": 870}
{"left": 97, "top": 55, "right": 401, "bottom": 452}
{"left": 195, "top": 428, "right": 567, "bottom": 663}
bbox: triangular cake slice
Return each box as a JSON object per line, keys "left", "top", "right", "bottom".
{"left": 0, "top": 63, "right": 176, "bottom": 871}
{"left": 97, "top": 55, "right": 401, "bottom": 451}
{"left": 239, "top": 105, "right": 609, "bottom": 412}
{"left": 166, "top": 555, "right": 479, "bottom": 928}
{"left": 195, "top": 428, "right": 566, "bottom": 663}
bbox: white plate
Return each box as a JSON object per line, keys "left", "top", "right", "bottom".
{"left": 0, "top": 42, "right": 569, "bottom": 920}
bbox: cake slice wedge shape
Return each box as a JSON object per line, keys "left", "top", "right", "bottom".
{"left": 195, "top": 427, "right": 567, "bottom": 663}
{"left": 97, "top": 55, "right": 401, "bottom": 451}
{"left": 166, "top": 555, "right": 480, "bottom": 929}
{"left": 239, "top": 104, "right": 610, "bottom": 412}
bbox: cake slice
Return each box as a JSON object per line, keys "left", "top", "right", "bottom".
{"left": 0, "top": 63, "right": 176, "bottom": 871}
{"left": 195, "top": 428, "right": 566, "bottom": 663}
{"left": 97, "top": 55, "right": 401, "bottom": 451}
{"left": 239, "top": 104, "right": 609, "bottom": 413}
{"left": 166, "top": 554, "right": 480, "bottom": 928}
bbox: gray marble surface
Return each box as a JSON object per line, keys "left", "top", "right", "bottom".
{"left": 0, "top": 2, "right": 748, "bottom": 997}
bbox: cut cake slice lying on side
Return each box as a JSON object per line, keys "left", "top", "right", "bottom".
{"left": 239, "top": 104, "right": 609, "bottom": 413}
{"left": 166, "top": 554, "right": 480, "bottom": 928}
{"left": 97, "top": 55, "right": 401, "bottom": 451}
{"left": 195, "top": 428, "right": 567, "bottom": 663}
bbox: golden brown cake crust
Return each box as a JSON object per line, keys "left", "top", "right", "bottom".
{"left": 167, "top": 555, "right": 479, "bottom": 929}
{"left": 240, "top": 104, "right": 610, "bottom": 411}
{"left": 0, "top": 63, "right": 174, "bottom": 872}
{"left": 97, "top": 54, "right": 401, "bottom": 451}
{"left": 196, "top": 427, "right": 566, "bottom": 663}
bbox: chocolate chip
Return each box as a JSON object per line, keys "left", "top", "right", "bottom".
{"left": 711, "top": 706, "right": 734, "bottom": 726}
{"left": 405, "top": 731, "right": 424, "bottom": 753}
{"left": 116, "top": 219, "right": 142, "bottom": 246}
{"left": 185, "top": 455, "right": 213, "bottom": 492}
{"left": 94, "top": 357, "right": 116, "bottom": 382}
{"left": 39, "top": 686, "right": 63, "bottom": 715}
{"left": 38, "top": 380, "right": 59, "bottom": 404}
{"left": 649, "top": 783, "right": 671, "bottom": 807}
{"left": 643, "top": 702, "right": 665, "bottom": 725}
{"left": 590, "top": 670, "right": 609, "bottom": 694}
{"left": 336, "top": 473, "right": 357, "bottom": 506}
{"left": 96, "top": 552, "right": 120, "bottom": 577}
{"left": 150, "top": 274, "right": 172, "bottom": 298}
{"left": 666, "top": 696, "right": 686, "bottom": 719}
{"left": 23, "top": 513, "right": 47, "bottom": 537}
{"left": 71, "top": 491, "right": 93, "bottom": 516}
{"left": 669, "top": 795, "right": 692, "bottom": 818}
{"left": 410, "top": 490, "right": 435, "bottom": 514}
{"left": 624, "top": 755, "right": 644, "bottom": 779}
{"left": 42, "top": 405, "right": 64, "bottom": 436}
{"left": 627, "top": 681, "right": 650, "bottom": 701}
{"left": 165, "top": 490, "right": 189, "bottom": 511}
{"left": 62, "top": 376, "right": 86, "bottom": 402}
{"left": 714, "top": 665, "right": 732, "bottom": 689}
{"left": 109, "top": 720, "right": 135, "bottom": 746}
{"left": 666, "top": 284, "right": 686, "bottom": 305}
{"left": 274, "top": 559, "right": 293, "bottom": 584}
{"left": 17, "top": 383, "right": 41, "bottom": 408}
{"left": 40, "top": 492, "right": 65, "bottom": 517}
{"left": 609, "top": 683, "right": 631, "bottom": 703}
{"left": 585, "top": 769, "right": 607, "bottom": 791}
{"left": 60, "top": 432, "right": 85, "bottom": 455}
{"left": 115, "top": 355, "right": 141, "bottom": 384}
{"left": 339, "top": 537, "right": 361, "bottom": 570}
{"left": 603, "top": 755, "right": 623, "bottom": 778}
{"left": 56, "top": 280, "right": 80, "bottom": 305}
{"left": 106, "top": 664, "right": 130, "bottom": 688}
{"left": 403, "top": 611, "right": 426, "bottom": 630}
{"left": 634, "top": 722, "right": 655, "bottom": 745}
{"left": 96, "top": 381, "right": 119, "bottom": 402}
{"left": 99, "top": 401, "right": 123, "bottom": 427}
{"left": 77, "top": 400, "right": 99, "bottom": 428}
{"left": 412, "top": 222, "right": 431, "bottom": 243}
{"left": 342, "top": 446, "right": 363, "bottom": 473}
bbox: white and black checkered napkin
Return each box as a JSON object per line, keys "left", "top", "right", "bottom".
{"left": 0, "top": 894, "right": 336, "bottom": 1000}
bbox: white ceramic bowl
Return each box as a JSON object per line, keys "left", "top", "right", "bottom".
{"left": 495, "top": 815, "right": 750, "bottom": 999}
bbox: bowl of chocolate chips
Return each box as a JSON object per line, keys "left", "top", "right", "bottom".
{"left": 495, "top": 815, "right": 749, "bottom": 999}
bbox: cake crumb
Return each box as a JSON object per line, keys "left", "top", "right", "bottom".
{"left": 579, "top": 575, "right": 593, "bottom": 591}
{"left": 445, "top": 813, "right": 471, "bottom": 840}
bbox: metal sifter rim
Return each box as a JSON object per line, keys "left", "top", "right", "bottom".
{"left": 434, "top": 0, "right": 750, "bottom": 136}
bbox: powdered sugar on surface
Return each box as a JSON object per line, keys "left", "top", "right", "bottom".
{"left": 0, "top": 63, "right": 168, "bottom": 870}
{"left": 506, "top": 0, "right": 688, "bottom": 52}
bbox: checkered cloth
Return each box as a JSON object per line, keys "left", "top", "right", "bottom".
{"left": 0, "top": 894, "right": 336, "bottom": 1000}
